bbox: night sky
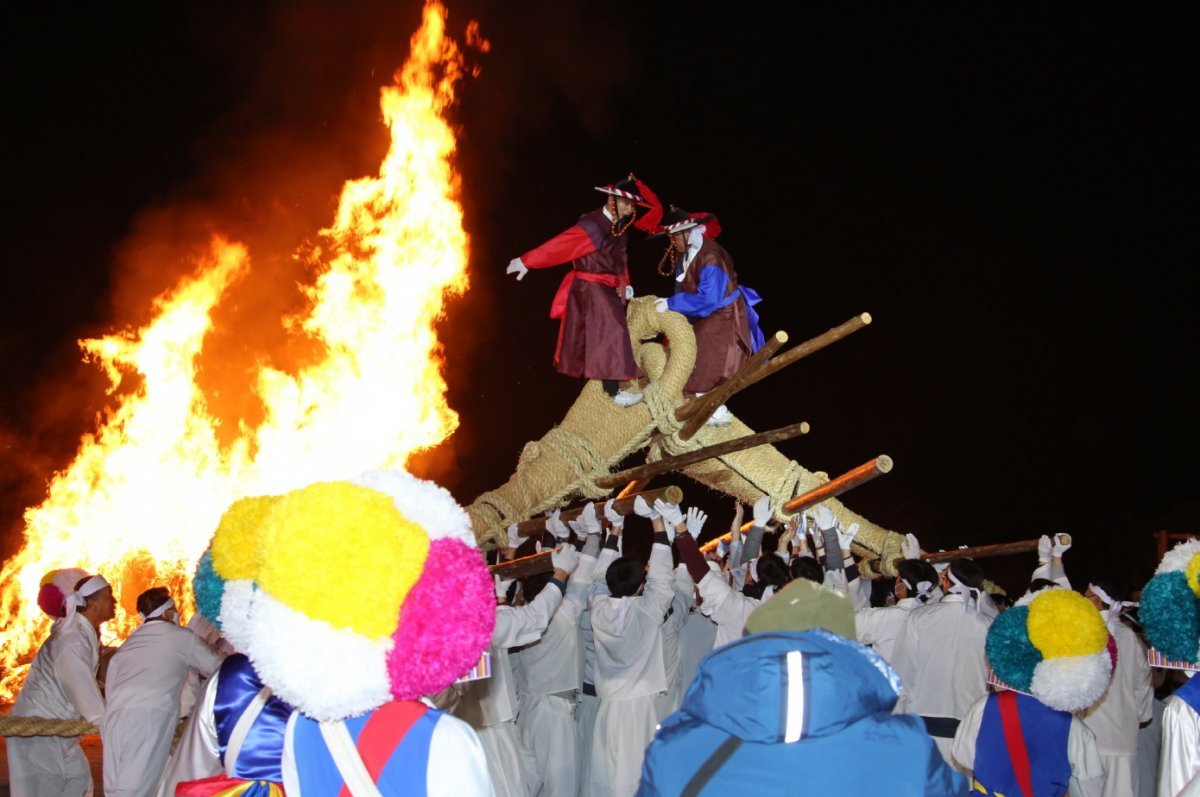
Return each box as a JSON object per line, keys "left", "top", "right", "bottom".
{"left": 2, "top": 3, "right": 1195, "bottom": 596}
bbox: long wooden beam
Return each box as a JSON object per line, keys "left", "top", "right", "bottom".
{"left": 922, "top": 540, "right": 1039, "bottom": 563}
{"left": 595, "top": 421, "right": 810, "bottom": 489}
{"left": 490, "top": 550, "right": 554, "bottom": 580}
{"left": 700, "top": 455, "right": 892, "bottom": 552}
{"left": 738, "top": 313, "right": 872, "bottom": 395}
{"left": 515, "top": 485, "right": 683, "bottom": 538}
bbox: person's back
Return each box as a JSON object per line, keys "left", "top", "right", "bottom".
{"left": 637, "top": 628, "right": 968, "bottom": 796}
{"left": 102, "top": 594, "right": 223, "bottom": 797}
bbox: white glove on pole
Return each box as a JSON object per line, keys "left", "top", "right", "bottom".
{"left": 506, "top": 523, "right": 522, "bottom": 550}
{"left": 551, "top": 544, "right": 580, "bottom": 575}
{"left": 812, "top": 504, "right": 836, "bottom": 531}
{"left": 654, "top": 298, "right": 669, "bottom": 312}
{"left": 901, "top": 533, "right": 922, "bottom": 561}
{"left": 624, "top": 285, "right": 635, "bottom": 301}
{"left": 546, "top": 509, "right": 569, "bottom": 541}
{"left": 837, "top": 522, "right": 859, "bottom": 551}
{"left": 654, "top": 498, "right": 685, "bottom": 530}
{"left": 580, "top": 502, "right": 603, "bottom": 536}
{"left": 1051, "top": 533, "right": 1072, "bottom": 557}
{"left": 686, "top": 506, "right": 708, "bottom": 537}
{"left": 506, "top": 257, "right": 528, "bottom": 281}
{"left": 1037, "top": 534, "right": 1052, "bottom": 564}
{"left": 603, "top": 498, "right": 625, "bottom": 529}
{"left": 495, "top": 574, "right": 515, "bottom": 600}
{"left": 567, "top": 519, "right": 585, "bottom": 538}
{"left": 752, "top": 495, "right": 775, "bottom": 528}
{"left": 634, "top": 495, "right": 660, "bottom": 520}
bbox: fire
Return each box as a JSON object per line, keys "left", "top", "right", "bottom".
{"left": 0, "top": 0, "right": 482, "bottom": 701}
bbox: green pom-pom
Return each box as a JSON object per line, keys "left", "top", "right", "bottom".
{"left": 986, "top": 605, "right": 1041, "bottom": 690}
{"left": 1141, "top": 571, "right": 1200, "bottom": 662}
{"left": 193, "top": 548, "right": 226, "bottom": 631}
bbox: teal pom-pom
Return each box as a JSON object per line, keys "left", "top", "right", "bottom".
{"left": 193, "top": 549, "right": 226, "bottom": 630}
{"left": 1141, "top": 571, "right": 1200, "bottom": 662}
{"left": 986, "top": 605, "right": 1042, "bottom": 690}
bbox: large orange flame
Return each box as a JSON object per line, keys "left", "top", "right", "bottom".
{"left": 0, "top": 0, "right": 482, "bottom": 700}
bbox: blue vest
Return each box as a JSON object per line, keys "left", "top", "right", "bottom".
{"left": 213, "top": 654, "right": 293, "bottom": 782}
{"left": 973, "top": 691, "right": 1072, "bottom": 797}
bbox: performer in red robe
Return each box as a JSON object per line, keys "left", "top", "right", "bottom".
{"left": 506, "top": 174, "right": 662, "bottom": 406}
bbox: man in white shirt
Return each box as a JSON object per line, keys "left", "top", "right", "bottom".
{"left": 891, "top": 557, "right": 994, "bottom": 770}
{"left": 1078, "top": 579, "right": 1154, "bottom": 797}
{"left": 101, "top": 587, "right": 224, "bottom": 797}
{"left": 856, "top": 556, "right": 941, "bottom": 667}
{"left": 6, "top": 573, "right": 113, "bottom": 797}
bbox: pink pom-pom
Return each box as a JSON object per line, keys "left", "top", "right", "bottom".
{"left": 387, "top": 538, "right": 495, "bottom": 700}
{"left": 37, "top": 584, "right": 66, "bottom": 618}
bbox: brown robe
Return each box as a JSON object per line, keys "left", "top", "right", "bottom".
{"left": 675, "top": 238, "right": 753, "bottom": 394}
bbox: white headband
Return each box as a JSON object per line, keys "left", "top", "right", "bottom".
{"left": 65, "top": 575, "right": 109, "bottom": 620}
{"left": 139, "top": 597, "right": 175, "bottom": 622}
{"left": 1088, "top": 583, "right": 1137, "bottom": 628}
{"left": 946, "top": 570, "right": 981, "bottom": 612}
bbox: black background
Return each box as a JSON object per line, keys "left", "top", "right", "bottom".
{"left": 2, "top": 2, "right": 1196, "bottom": 597}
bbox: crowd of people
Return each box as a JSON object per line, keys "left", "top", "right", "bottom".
{"left": 6, "top": 483, "right": 1198, "bottom": 797}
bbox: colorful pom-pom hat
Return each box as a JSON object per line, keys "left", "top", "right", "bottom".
{"left": 193, "top": 469, "right": 496, "bottom": 721}
{"left": 1139, "top": 537, "right": 1200, "bottom": 663}
{"left": 986, "top": 586, "right": 1115, "bottom": 712}
{"left": 37, "top": 568, "right": 89, "bottom": 619}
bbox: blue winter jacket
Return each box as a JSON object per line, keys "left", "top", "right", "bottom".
{"left": 636, "top": 629, "right": 970, "bottom": 796}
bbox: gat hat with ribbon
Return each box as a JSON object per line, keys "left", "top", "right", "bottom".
{"left": 594, "top": 173, "right": 652, "bottom": 208}
{"left": 651, "top": 205, "right": 719, "bottom": 238}
{"left": 1138, "top": 537, "right": 1200, "bottom": 663}
{"left": 985, "top": 586, "right": 1115, "bottom": 712}
{"left": 743, "top": 576, "right": 855, "bottom": 640}
{"left": 36, "top": 568, "right": 89, "bottom": 619}
{"left": 193, "top": 469, "right": 496, "bottom": 722}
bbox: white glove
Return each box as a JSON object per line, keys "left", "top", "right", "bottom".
{"left": 654, "top": 298, "right": 669, "bottom": 312}
{"left": 901, "top": 532, "right": 921, "bottom": 560}
{"left": 752, "top": 495, "right": 775, "bottom": 528}
{"left": 506, "top": 257, "right": 528, "bottom": 281}
{"left": 624, "top": 285, "right": 634, "bottom": 301}
{"left": 567, "top": 519, "right": 585, "bottom": 538}
{"left": 654, "top": 498, "right": 685, "bottom": 529}
{"left": 837, "top": 522, "right": 859, "bottom": 551}
{"left": 1051, "top": 533, "right": 1072, "bottom": 557}
{"left": 603, "top": 498, "right": 624, "bottom": 528}
{"left": 633, "top": 495, "right": 660, "bottom": 520}
{"left": 579, "top": 502, "right": 603, "bottom": 536}
{"left": 551, "top": 544, "right": 580, "bottom": 575}
{"left": 506, "top": 523, "right": 522, "bottom": 550}
{"left": 545, "top": 509, "right": 569, "bottom": 541}
{"left": 1037, "top": 534, "right": 1052, "bottom": 564}
{"left": 812, "top": 504, "right": 836, "bottom": 531}
{"left": 495, "top": 574, "right": 515, "bottom": 600}
{"left": 716, "top": 539, "right": 730, "bottom": 559}
{"left": 686, "top": 506, "right": 708, "bottom": 537}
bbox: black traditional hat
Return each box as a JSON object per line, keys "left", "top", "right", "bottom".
{"left": 651, "top": 205, "right": 716, "bottom": 237}
{"left": 594, "top": 173, "right": 651, "bottom": 207}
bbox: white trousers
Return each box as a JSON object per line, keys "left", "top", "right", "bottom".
{"left": 5, "top": 735, "right": 93, "bottom": 797}
{"left": 478, "top": 719, "right": 537, "bottom": 797}
{"left": 517, "top": 693, "right": 579, "bottom": 797}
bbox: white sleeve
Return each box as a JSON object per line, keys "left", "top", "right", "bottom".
{"left": 55, "top": 631, "right": 104, "bottom": 725}
{"left": 697, "top": 570, "right": 755, "bottom": 634}
{"left": 1067, "top": 716, "right": 1107, "bottom": 797}
{"left": 493, "top": 582, "right": 564, "bottom": 648}
{"left": 183, "top": 631, "right": 224, "bottom": 680}
{"left": 641, "top": 543, "right": 676, "bottom": 619}
{"left": 1161, "top": 694, "right": 1200, "bottom": 797}
{"left": 427, "top": 713, "right": 496, "bottom": 796}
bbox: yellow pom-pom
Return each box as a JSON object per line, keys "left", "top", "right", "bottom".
{"left": 1028, "top": 589, "right": 1108, "bottom": 658}
{"left": 1185, "top": 553, "right": 1200, "bottom": 598}
{"left": 255, "top": 481, "right": 429, "bottom": 639}
{"left": 211, "top": 495, "right": 282, "bottom": 580}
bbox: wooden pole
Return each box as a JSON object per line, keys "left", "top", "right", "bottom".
{"left": 737, "top": 313, "right": 872, "bottom": 394}
{"left": 515, "top": 485, "right": 684, "bottom": 538}
{"left": 700, "top": 455, "right": 892, "bottom": 552}
{"left": 595, "top": 422, "right": 810, "bottom": 489}
{"left": 922, "top": 540, "right": 1039, "bottom": 564}
{"left": 675, "top": 330, "right": 788, "bottom": 424}
{"left": 490, "top": 550, "right": 554, "bottom": 579}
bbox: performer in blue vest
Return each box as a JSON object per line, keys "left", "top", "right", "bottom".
{"left": 951, "top": 586, "right": 1113, "bottom": 796}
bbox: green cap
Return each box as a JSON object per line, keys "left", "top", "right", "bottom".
{"left": 743, "top": 577, "right": 856, "bottom": 639}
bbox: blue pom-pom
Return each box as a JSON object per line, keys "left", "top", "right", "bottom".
{"left": 986, "top": 605, "right": 1041, "bottom": 690}
{"left": 193, "top": 549, "right": 226, "bottom": 630}
{"left": 1141, "top": 571, "right": 1200, "bottom": 662}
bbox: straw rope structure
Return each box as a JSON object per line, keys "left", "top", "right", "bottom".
{"left": 466, "top": 296, "right": 908, "bottom": 577}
